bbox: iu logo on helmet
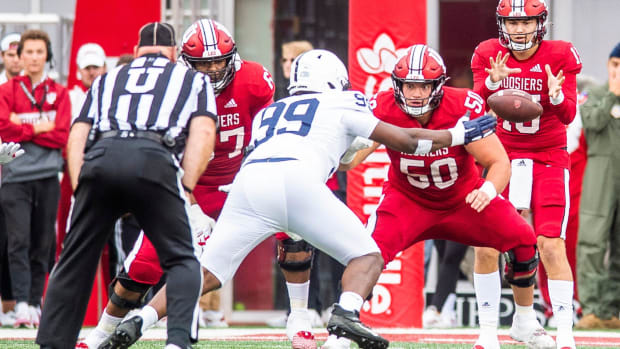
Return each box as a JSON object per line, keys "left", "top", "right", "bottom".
{"left": 355, "top": 33, "right": 408, "bottom": 97}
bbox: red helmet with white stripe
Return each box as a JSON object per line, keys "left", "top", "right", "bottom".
{"left": 181, "top": 19, "right": 237, "bottom": 93}
{"left": 496, "top": 0, "right": 548, "bottom": 51}
{"left": 391, "top": 45, "right": 447, "bottom": 117}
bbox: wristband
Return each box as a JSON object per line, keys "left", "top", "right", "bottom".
{"left": 550, "top": 90, "right": 564, "bottom": 105}
{"left": 448, "top": 126, "right": 465, "bottom": 146}
{"left": 485, "top": 75, "right": 502, "bottom": 91}
{"left": 479, "top": 180, "right": 497, "bottom": 200}
{"left": 413, "top": 139, "right": 433, "bottom": 155}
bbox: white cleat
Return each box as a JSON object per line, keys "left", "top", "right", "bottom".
{"left": 473, "top": 334, "right": 500, "bottom": 349}
{"left": 555, "top": 333, "right": 576, "bottom": 349}
{"left": 422, "top": 306, "right": 441, "bottom": 328}
{"left": 286, "top": 310, "right": 313, "bottom": 342}
{"left": 321, "top": 334, "right": 351, "bottom": 349}
{"left": 510, "top": 315, "right": 555, "bottom": 349}
{"left": 75, "top": 328, "right": 113, "bottom": 349}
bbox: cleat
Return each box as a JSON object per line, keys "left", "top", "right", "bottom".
{"left": 473, "top": 334, "right": 500, "bottom": 349}
{"left": 321, "top": 334, "right": 351, "bottom": 349}
{"left": 286, "top": 310, "right": 313, "bottom": 341}
{"left": 98, "top": 316, "right": 143, "bottom": 349}
{"left": 555, "top": 334, "right": 576, "bottom": 349}
{"left": 510, "top": 314, "right": 555, "bottom": 349}
{"left": 292, "top": 331, "right": 317, "bottom": 349}
{"left": 14, "top": 302, "right": 32, "bottom": 329}
{"left": 326, "top": 304, "right": 388, "bottom": 349}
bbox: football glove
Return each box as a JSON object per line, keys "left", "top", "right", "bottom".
{"left": 189, "top": 204, "right": 216, "bottom": 247}
{"left": 449, "top": 112, "right": 496, "bottom": 146}
{"left": 0, "top": 142, "right": 25, "bottom": 164}
{"left": 340, "top": 137, "right": 373, "bottom": 164}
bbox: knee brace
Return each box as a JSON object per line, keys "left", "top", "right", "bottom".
{"left": 277, "top": 238, "right": 314, "bottom": 272}
{"left": 503, "top": 247, "right": 539, "bottom": 288}
{"left": 108, "top": 270, "right": 153, "bottom": 310}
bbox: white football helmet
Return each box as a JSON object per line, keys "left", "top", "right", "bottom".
{"left": 288, "top": 49, "right": 350, "bottom": 95}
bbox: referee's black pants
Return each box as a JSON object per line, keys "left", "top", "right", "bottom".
{"left": 37, "top": 138, "right": 202, "bottom": 349}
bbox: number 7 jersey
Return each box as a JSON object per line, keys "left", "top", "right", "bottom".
{"left": 197, "top": 60, "right": 275, "bottom": 187}
{"left": 371, "top": 87, "right": 486, "bottom": 210}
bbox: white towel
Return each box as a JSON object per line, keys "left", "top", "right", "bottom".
{"left": 509, "top": 159, "right": 533, "bottom": 210}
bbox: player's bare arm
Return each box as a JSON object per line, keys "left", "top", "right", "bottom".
{"left": 464, "top": 134, "right": 510, "bottom": 212}
{"left": 486, "top": 51, "right": 521, "bottom": 83}
{"left": 181, "top": 116, "right": 217, "bottom": 192}
{"left": 66, "top": 121, "right": 91, "bottom": 190}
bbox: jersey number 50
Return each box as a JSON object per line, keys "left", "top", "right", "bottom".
{"left": 400, "top": 157, "right": 458, "bottom": 189}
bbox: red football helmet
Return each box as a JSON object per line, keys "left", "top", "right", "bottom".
{"left": 392, "top": 45, "right": 447, "bottom": 117}
{"left": 181, "top": 19, "right": 237, "bottom": 93}
{"left": 496, "top": 0, "right": 548, "bottom": 51}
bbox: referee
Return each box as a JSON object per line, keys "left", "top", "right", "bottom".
{"left": 37, "top": 22, "right": 217, "bottom": 349}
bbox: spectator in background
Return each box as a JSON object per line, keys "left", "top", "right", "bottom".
{"left": 274, "top": 40, "right": 313, "bottom": 101}
{"left": 0, "top": 29, "right": 69, "bottom": 328}
{"left": 575, "top": 42, "right": 620, "bottom": 330}
{"left": 116, "top": 54, "right": 134, "bottom": 67}
{"left": 0, "top": 31, "right": 22, "bottom": 328}
{"left": 0, "top": 33, "right": 22, "bottom": 85}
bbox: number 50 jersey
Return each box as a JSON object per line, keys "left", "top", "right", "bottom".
{"left": 248, "top": 91, "right": 379, "bottom": 183}
{"left": 371, "top": 87, "right": 486, "bottom": 210}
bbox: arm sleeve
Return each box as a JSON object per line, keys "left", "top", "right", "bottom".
{"left": 548, "top": 44, "right": 583, "bottom": 124}
{"left": 33, "top": 85, "right": 71, "bottom": 148}
{"left": 0, "top": 82, "right": 35, "bottom": 142}
{"left": 580, "top": 87, "right": 617, "bottom": 133}
{"left": 471, "top": 49, "right": 494, "bottom": 106}
{"left": 249, "top": 66, "right": 275, "bottom": 117}
{"left": 74, "top": 77, "right": 99, "bottom": 125}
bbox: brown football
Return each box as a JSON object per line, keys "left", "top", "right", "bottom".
{"left": 487, "top": 89, "right": 543, "bottom": 123}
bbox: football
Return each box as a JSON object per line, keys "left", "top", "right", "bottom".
{"left": 487, "top": 89, "right": 543, "bottom": 123}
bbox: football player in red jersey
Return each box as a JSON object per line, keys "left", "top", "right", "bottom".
{"left": 471, "top": 1, "right": 582, "bottom": 348}
{"left": 77, "top": 19, "right": 275, "bottom": 349}
{"left": 325, "top": 44, "right": 540, "bottom": 349}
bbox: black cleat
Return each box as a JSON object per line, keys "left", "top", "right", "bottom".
{"left": 98, "top": 316, "right": 143, "bottom": 349}
{"left": 326, "top": 304, "right": 389, "bottom": 349}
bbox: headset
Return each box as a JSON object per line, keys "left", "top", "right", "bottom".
{"left": 17, "top": 36, "right": 53, "bottom": 63}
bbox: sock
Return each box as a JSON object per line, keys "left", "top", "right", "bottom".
{"left": 548, "top": 279, "right": 574, "bottom": 334}
{"left": 474, "top": 271, "right": 500, "bottom": 335}
{"left": 287, "top": 281, "right": 309, "bottom": 312}
{"left": 514, "top": 303, "right": 536, "bottom": 319}
{"left": 441, "top": 293, "right": 457, "bottom": 315}
{"left": 139, "top": 305, "right": 160, "bottom": 334}
{"left": 95, "top": 311, "right": 123, "bottom": 334}
{"left": 338, "top": 292, "right": 364, "bottom": 312}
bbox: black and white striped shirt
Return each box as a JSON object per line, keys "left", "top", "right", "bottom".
{"left": 75, "top": 53, "right": 217, "bottom": 138}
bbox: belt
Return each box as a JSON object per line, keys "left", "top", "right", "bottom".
{"left": 245, "top": 157, "right": 297, "bottom": 165}
{"left": 97, "top": 130, "right": 168, "bottom": 146}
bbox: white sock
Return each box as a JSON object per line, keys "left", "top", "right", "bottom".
{"left": 338, "top": 292, "right": 364, "bottom": 312}
{"left": 441, "top": 293, "right": 457, "bottom": 315}
{"left": 548, "top": 279, "right": 574, "bottom": 334}
{"left": 139, "top": 305, "right": 160, "bottom": 334}
{"left": 474, "top": 271, "right": 500, "bottom": 335}
{"left": 95, "top": 311, "right": 123, "bottom": 334}
{"left": 287, "top": 281, "right": 309, "bottom": 312}
{"left": 514, "top": 303, "right": 536, "bottom": 320}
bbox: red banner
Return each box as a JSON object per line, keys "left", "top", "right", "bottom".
{"left": 67, "top": 0, "right": 161, "bottom": 89}
{"left": 348, "top": 0, "right": 427, "bottom": 328}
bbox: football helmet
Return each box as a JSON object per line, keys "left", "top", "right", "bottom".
{"left": 392, "top": 44, "right": 447, "bottom": 117}
{"left": 288, "top": 49, "right": 350, "bottom": 95}
{"left": 496, "top": 0, "right": 548, "bottom": 51}
{"left": 181, "top": 19, "right": 237, "bottom": 94}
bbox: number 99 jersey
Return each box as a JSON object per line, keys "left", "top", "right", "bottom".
{"left": 371, "top": 86, "right": 486, "bottom": 210}
{"left": 248, "top": 90, "right": 379, "bottom": 183}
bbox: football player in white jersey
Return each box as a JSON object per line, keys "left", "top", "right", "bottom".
{"left": 102, "top": 49, "right": 496, "bottom": 349}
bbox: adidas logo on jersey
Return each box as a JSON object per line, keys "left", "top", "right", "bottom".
{"left": 517, "top": 160, "right": 527, "bottom": 166}
{"left": 224, "top": 98, "right": 238, "bottom": 108}
{"left": 530, "top": 64, "right": 542, "bottom": 73}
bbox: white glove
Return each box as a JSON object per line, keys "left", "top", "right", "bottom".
{"left": 189, "top": 204, "right": 216, "bottom": 247}
{"left": 218, "top": 183, "right": 233, "bottom": 193}
{"left": 0, "top": 142, "right": 25, "bottom": 164}
{"left": 340, "top": 137, "right": 373, "bottom": 164}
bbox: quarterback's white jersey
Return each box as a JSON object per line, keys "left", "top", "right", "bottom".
{"left": 247, "top": 90, "right": 379, "bottom": 182}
